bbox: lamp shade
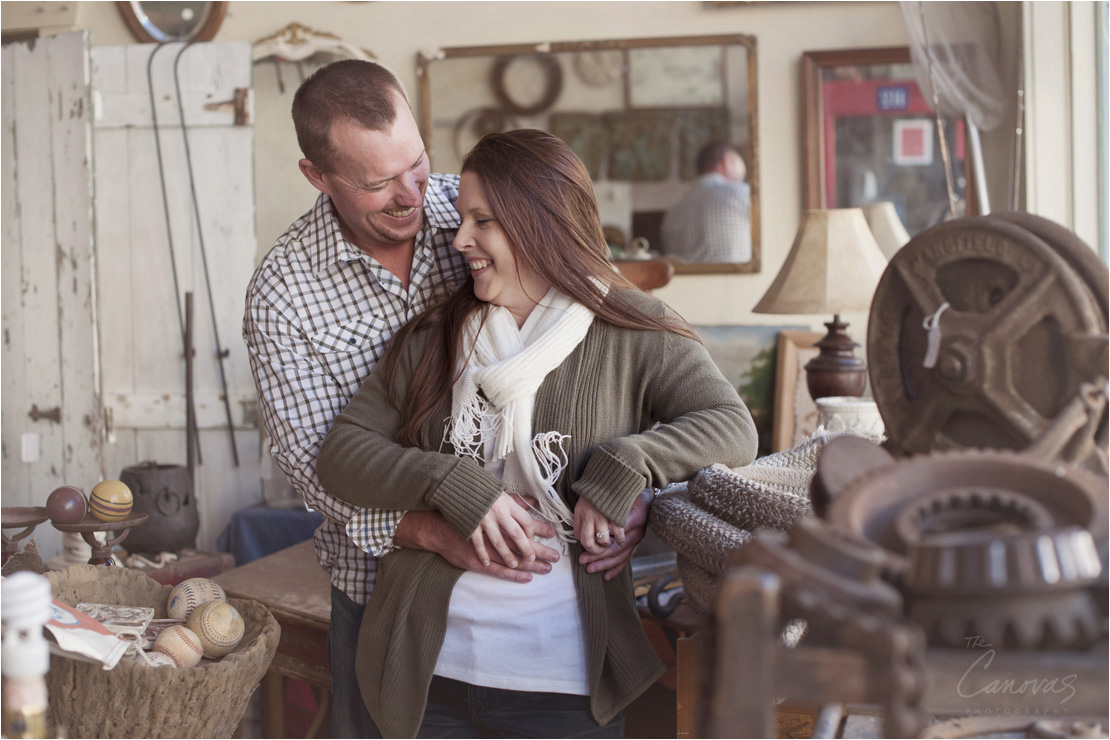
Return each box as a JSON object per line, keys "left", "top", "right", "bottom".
{"left": 861, "top": 201, "right": 911, "bottom": 260}
{"left": 753, "top": 208, "right": 888, "bottom": 315}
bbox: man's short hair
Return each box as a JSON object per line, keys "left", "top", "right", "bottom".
{"left": 292, "top": 60, "right": 406, "bottom": 173}
{"left": 695, "top": 141, "right": 735, "bottom": 175}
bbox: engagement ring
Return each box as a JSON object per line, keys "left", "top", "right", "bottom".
{"left": 595, "top": 530, "right": 610, "bottom": 541}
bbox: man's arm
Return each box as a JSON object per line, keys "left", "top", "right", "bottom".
{"left": 395, "top": 510, "right": 559, "bottom": 582}
{"left": 243, "top": 280, "right": 402, "bottom": 552}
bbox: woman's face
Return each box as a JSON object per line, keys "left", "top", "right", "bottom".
{"left": 454, "top": 172, "right": 551, "bottom": 326}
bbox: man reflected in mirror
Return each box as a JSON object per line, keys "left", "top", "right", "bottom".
{"left": 660, "top": 142, "right": 752, "bottom": 264}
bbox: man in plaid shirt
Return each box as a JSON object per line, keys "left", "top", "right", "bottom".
{"left": 660, "top": 142, "right": 752, "bottom": 264}
{"left": 244, "top": 61, "right": 649, "bottom": 737}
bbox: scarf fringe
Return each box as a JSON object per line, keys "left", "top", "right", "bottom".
{"left": 446, "top": 290, "right": 595, "bottom": 542}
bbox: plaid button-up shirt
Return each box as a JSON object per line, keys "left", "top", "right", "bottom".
{"left": 660, "top": 174, "right": 752, "bottom": 264}
{"left": 243, "top": 175, "right": 468, "bottom": 605}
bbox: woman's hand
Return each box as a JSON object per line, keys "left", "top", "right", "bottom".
{"left": 574, "top": 497, "right": 623, "bottom": 555}
{"left": 471, "top": 493, "right": 538, "bottom": 568}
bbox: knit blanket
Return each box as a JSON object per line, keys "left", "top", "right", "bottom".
{"left": 649, "top": 430, "right": 865, "bottom": 614}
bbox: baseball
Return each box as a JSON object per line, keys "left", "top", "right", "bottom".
{"left": 144, "top": 651, "right": 178, "bottom": 668}
{"left": 167, "top": 577, "right": 226, "bottom": 621}
{"left": 152, "top": 625, "right": 203, "bottom": 668}
{"left": 187, "top": 600, "right": 245, "bottom": 658}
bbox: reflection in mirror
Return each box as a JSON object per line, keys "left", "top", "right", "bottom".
{"left": 802, "top": 47, "right": 974, "bottom": 236}
{"left": 419, "top": 35, "right": 760, "bottom": 274}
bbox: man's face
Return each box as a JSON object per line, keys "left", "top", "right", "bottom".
{"left": 308, "top": 96, "right": 430, "bottom": 256}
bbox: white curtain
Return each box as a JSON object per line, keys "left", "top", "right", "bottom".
{"left": 900, "top": 1, "right": 1016, "bottom": 213}
{"left": 899, "top": 1, "right": 1010, "bottom": 132}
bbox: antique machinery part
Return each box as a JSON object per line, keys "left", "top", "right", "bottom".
{"left": 835, "top": 610, "right": 927, "bottom": 740}
{"left": 867, "top": 216, "right": 1107, "bottom": 464}
{"left": 904, "top": 527, "right": 1103, "bottom": 650}
{"left": 991, "top": 212, "right": 1109, "bottom": 327}
{"left": 647, "top": 572, "right": 684, "bottom": 620}
{"left": 825, "top": 449, "right": 1108, "bottom": 567}
{"left": 810, "top": 435, "right": 897, "bottom": 518}
{"left": 732, "top": 519, "right": 926, "bottom": 738}
{"left": 891, "top": 485, "right": 1057, "bottom": 546}
{"left": 1023, "top": 381, "right": 1110, "bottom": 475}
{"left": 991, "top": 213, "right": 1110, "bottom": 471}
{"left": 732, "top": 517, "right": 904, "bottom": 633}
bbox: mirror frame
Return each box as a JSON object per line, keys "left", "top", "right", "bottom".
{"left": 801, "top": 46, "right": 977, "bottom": 220}
{"left": 116, "top": 1, "right": 228, "bottom": 44}
{"left": 417, "top": 34, "right": 760, "bottom": 275}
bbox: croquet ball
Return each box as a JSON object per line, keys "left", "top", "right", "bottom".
{"left": 89, "top": 480, "right": 133, "bottom": 522}
{"left": 46, "top": 486, "right": 87, "bottom": 525}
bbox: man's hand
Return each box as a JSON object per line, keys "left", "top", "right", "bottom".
{"left": 394, "top": 509, "right": 559, "bottom": 583}
{"left": 578, "top": 488, "right": 652, "bottom": 581}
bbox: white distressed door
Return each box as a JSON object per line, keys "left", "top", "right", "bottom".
{"left": 92, "top": 41, "right": 260, "bottom": 553}
{"left": 2, "top": 31, "right": 102, "bottom": 564}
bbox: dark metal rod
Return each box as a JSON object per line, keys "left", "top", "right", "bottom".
{"left": 147, "top": 43, "right": 203, "bottom": 464}
{"left": 173, "top": 42, "right": 239, "bottom": 466}
{"left": 185, "top": 292, "right": 197, "bottom": 496}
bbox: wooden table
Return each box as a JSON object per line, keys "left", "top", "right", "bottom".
{"left": 214, "top": 539, "right": 331, "bottom": 738}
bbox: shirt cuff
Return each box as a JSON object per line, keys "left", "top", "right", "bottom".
{"left": 347, "top": 508, "right": 405, "bottom": 557}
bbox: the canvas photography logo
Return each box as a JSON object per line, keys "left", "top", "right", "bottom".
{"left": 954, "top": 636, "right": 1080, "bottom": 718}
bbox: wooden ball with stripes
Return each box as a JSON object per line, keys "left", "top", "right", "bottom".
{"left": 89, "top": 479, "right": 133, "bottom": 523}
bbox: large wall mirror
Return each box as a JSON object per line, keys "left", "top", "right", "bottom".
{"left": 418, "top": 34, "right": 760, "bottom": 274}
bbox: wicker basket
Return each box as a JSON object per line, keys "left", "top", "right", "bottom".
{"left": 45, "top": 565, "right": 280, "bottom": 738}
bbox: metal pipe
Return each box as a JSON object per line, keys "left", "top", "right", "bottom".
{"left": 173, "top": 43, "right": 239, "bottom": 466}
{"left": 185, "top": 292, "right": 196, "bottom": 497}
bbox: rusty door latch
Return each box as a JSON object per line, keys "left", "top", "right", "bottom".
{"left": 28, "top": 405, "right": 61, "bottom": 423}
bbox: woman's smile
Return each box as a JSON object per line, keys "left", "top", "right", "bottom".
{"left": 454, "top": 172, "right": 551, "bottom": 326}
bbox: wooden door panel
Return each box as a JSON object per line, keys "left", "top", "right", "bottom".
{"left": 92, "top": 41, "right": 259, "bottom": 552}
{"left": 1, "top": 32, "right": 101, "bottom": 564}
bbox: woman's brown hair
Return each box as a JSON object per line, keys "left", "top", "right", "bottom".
{"left": 382, "top": 129, "right": 699, "bottom": 447}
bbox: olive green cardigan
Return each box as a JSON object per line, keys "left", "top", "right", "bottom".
{"left": 317, "top": 293, "right": 757, "bottom": 738}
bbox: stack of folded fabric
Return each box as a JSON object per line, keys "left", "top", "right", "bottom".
{"left": 650, "top": 431, "right": 852, "bottom": 615}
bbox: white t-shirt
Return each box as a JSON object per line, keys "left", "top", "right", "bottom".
{"left": 433, "top": 533, "right": 590, "bottom": 695}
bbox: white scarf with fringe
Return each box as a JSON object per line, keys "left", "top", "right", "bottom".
{"left": 448, "top": 288, "right": 595, "bottom": 540}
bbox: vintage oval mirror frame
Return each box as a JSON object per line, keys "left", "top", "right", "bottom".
{"left": 801, "top": 46, "right": 977, "bottom": 235}
{"left": 117, "top": 1, "right": 228, "bottom": 44}
{"left": 418, "top": 34, "right": 760, "bottom": 275}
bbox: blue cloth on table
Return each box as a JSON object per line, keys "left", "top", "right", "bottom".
{"left": 217, "top": 503, "right": 323, "bottom": 566}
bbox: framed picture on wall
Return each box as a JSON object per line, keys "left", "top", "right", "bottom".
{"left": 626, "top": 46, "right": 725, "bottom": 108}
{"left": 772, "top": 330, "right": 824, "bottom": 452}
{"left": 892, "top": 119, "right": 934, "bottom": 166}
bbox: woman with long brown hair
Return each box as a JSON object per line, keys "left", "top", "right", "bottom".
{"left": 318, "top": 129, "right": 757, "bottom": 738}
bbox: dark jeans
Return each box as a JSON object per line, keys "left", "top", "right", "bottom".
{"left": 417, "top": 675, "right": 625, "bottom": 739}
{"left": 328, "top": 585, "right": 383, "bottom": 738}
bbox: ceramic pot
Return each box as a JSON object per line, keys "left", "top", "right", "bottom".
{"left": 118, "top": 462, "right": 197, "bottom": 554}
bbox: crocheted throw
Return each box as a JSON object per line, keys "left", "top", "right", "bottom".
{"left": 649, "top": 431, "right": 865, "bottom": 613}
